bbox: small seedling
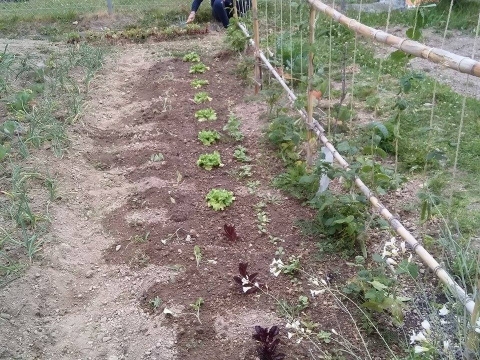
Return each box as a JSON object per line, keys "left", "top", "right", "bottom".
{"left": 132, "top": 231, "right": 150, "bottom": 243}
{"left": 247, "top": 180, "right": 261, "bottom": 194}
{"left": 275, "top": 247, "right": 285, "bottom": 257}
{"left": 149, "top": 296, "right": 162, "bottom": 311}
{"left": 236, "top": 164, "right": 253, "bottom": 178}
{"left": 233, "top": 263, "right": 259, "bottom": 294}
{"left": 206, "top": 189, "right": 235, "bottom": 211}
{"left": 254, "top": 202, "right": 269, "bottom": 234}
{"left": 233, "top": 145, "right": 251, "bottom": 162}
{"left": 223, "top": 224, "right": 239, "bottom": 241}
{"left": 150, "top": 152, "right": 164, "bottom": 162}
{"left": 261, "top": 193, "right": 283, "bottom": 205}
{"left": 193, "top": 91, "right": 212, "bottom": 104}
{"left": 183, "top": 52, "right": 200, "bottom": 62}
{"left": 191, "top": 79, "right": 209, "bottom": 89}
{"left": 198, "top": 130, "right": 220, "bottom": 146}
{"left": 252, "top": 326, "right": 285, "bottom": 360}
{"left": 197, "top": 151, "right": 223, "bottom": 170}
{"left": 269, "top": 236, "right": 284, "bottom": 245}
{"left": 193, "top": 245, "right": 202, "bottom": 267}
{"left": 195, "top": 108, "right": 217, "bottom": 122}
{"left": 189, "top": 63, "right": 210, "bottom": 74}
{"left": 190, "top": 297, "right": 204, "bottom": 323}
{"left": 223, "top": 112, "right": 244, "bottom": 141}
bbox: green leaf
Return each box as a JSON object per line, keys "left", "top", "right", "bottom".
{"left": 389, "top": 50, "right": 410, "bottom": 63}
{"left": 368, "top": 280, "right": 389, "bottom": 292}
{"left": 372, "top": 253, "right": 385, "bottom": 263}
{"left": 426, "top": 149, "right": 446, "bottom": 162}
{"left": 0, "top": 144, "right": 9, "bottom": 161}
{"left": 333, "top": 215, "right": 354, "bottom": 224}
{"left": 2, "top": 120, "right": 18, "bottom": 135}
{"left": 406, "top": 27, "right": 422, "bottom": 40}
{"left": 396, "top": 260, "right": 419, "bottom": 278}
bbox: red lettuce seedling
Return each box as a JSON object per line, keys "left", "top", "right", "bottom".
{"left": 252, "top": 325, "right": 286, "bottom": 360}
{"left": 223, "top": 224, "right": 239, "bottom": 241}
{"left": 233, "top": 263, "right": 259, "bottom": 294}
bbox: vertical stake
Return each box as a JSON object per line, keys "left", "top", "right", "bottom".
{"left": 306, "top": 6, "right": 317, "bottom": 166}
{"left": 466, "top": 265, "right": 480, "bottom": 359}
{"left": 106, "top": 0, "right": 113, "bottom": 15}
{"left": 252, "top": 0, "right": 262, "bottom": 94}
{"left": 233, "top": 0, "right": 238, "bottom": 19}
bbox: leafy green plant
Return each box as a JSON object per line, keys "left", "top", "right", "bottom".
{"left": 191, "top": 79, "right": 209, "bottom": 89}
{"left": 343, "top": 255, "right": 417, "bottom": 325}
{"left": 197, "top": 151, "right": 223, "bottom": 170}
{"left": 300, "top": 191, "right": 368, "bottom": 256}
{"left": 189, "top": 63, "right": 209, "bottom": 74}
{"left": 206, "top": 189, "right": 235, "bottom": 211}
{"left": 273, "top": 162, "right": 321, "bottom": 201}
{"left": 198, "top": 130, "right": 220, "bottom": 146}
{"left": 225, "top": 17, "right": 248, "bottom": 52}
{"left": 195, "top": 108, "right": 217, "bottom": 122}
{"left": 281, "top": 256, "right": 301, "bottom": 276}
{"left": 233, "top": 145, "right": 251, "bottom": 162}
{"left": 183, "top": 52, "right": 200, "bottom": 62}
{"left": 266, "top": 115, "right": 305, "bottom": 165}
{"left": 223, "top": 112, "right": 244, "bottom": 141}
{"left": 193, "top": 91, "right": 212, "bottom": 104}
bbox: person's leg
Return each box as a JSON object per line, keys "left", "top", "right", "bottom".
{"left": 212, "top": 0, "right": 230, "bottom": 28}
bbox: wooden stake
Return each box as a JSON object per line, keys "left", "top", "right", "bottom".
{"left": 466, "top": 268, "right": 480, "bottom": 358}
{"left": 233, "top": 0, "right": 238, "bottom": 19}
{"left": 252, "top": 0, "right": 262, "bottom": 94}
{"left": 306, "top": 6, "right": 316, "bottom": 166}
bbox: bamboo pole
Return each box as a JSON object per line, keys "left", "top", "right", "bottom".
{"left": 237, "top": 21, "right": 476, "bottom": 315}
{"left": 252, "top": 0, "right": 262, "bottom": 94}
{"left": 306, "top": 6, "right": 317, "bottom": 166}
{"left": 233, "top": 0, "right": 238, "bottom": 19}
{"left": 466, "top": 268, "right": 480, "bottom": 357}
{"left": 307, "top": 0, "right": 480, "bottom": 78}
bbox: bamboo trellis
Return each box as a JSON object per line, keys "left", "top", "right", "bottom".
{"left": 308, "top": 0, "right": 480, "bottom": 78}
{"left": 242, "top": 0, "right": 478, "bottom": 316}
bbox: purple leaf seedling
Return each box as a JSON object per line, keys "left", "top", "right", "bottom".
{"left": 252, "top": 325, "right": 286, "bottom": 360}
{"left": 223, "top": 224, "right": 239, "bottom": 241}
{"left": 233, "top": 262, "right": 259, "bottom": 294}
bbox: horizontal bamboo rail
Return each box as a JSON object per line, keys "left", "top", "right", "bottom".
{"left": 238, "top": 22, "right": 476, "bottom": 314}
{"left": 308, "top": 0, "right": 480, "bottom": 78}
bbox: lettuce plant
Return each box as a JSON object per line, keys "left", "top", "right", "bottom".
{"left": 205, "top": 188, "right": 235, "bottom": 210}
{"left": 183, "top": 52, "right": 200, "bottom": 62}
{"left": 252, "top": 326, "right": 285, "bottom": 360}
{"left": 223, "top": 224, "right": 239, "bottom": 241}
{"left": 233, "top": 263, "right": 258, "bottom": 294}
{"left": 195, "top": 108, "right": 217, "bottom": 122}
{"left": 197, "top": 151, "right": 223, "bottom": 170}
{"left": 198, "top": 130, "right": 220, "bottom": 146}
